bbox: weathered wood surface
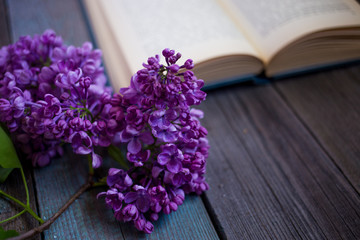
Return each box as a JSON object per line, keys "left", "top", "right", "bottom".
{"left": 199, "top": 83, "right": 360, "bottom": 239}
{"left": 1, "top": 0, "right": 360, "bottom": 239}
{"left": 274, "top": 65, "right": 360, "bottom": 192}
{"left": 0, "top": 1, "right": 40, "bottom": 239}
{"left": 34, "top": 149, "right": 218, "bottom": 240}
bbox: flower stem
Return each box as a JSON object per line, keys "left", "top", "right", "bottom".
{"left": 20, "top": 168, "right": 30, "bottom": 206}
{"left": 92, "top": 181, "right": 107, "bottom": 187}
{"left": 87, "top": 154, "right": 94, "bottom": 175}
{"left": 0, "top": 190, "right": 44, "bottom": 224}
{"left": 9, "top": 175, "right": 94, "bottom": 240}
{"left": 0, "top": 209, "right": 26, "bottom": 224}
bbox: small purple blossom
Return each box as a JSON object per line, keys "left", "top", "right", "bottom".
{"left": 0, "top": 29, "right": 112, "bottom": 167}
{"left": 106, "top": 168, "right": 133, "bottom": 191}
{"left": 1, "top": 36, "right": 209, "bottom": 234}
{"left": 99, "top": 49, "right": 209, "bottom": 233}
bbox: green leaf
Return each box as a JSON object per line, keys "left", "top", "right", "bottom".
{"left": 0, "top": 168, "right": 14, "bottom": 183}
{"left": 0, "top": 126, "right": 21, "bottom": 183}
{"left": 0, "top": 126, "right": 21, "bottom": 168}
{"left": 108, "top": 145, "right": 128, "bottom": 169}
{"left": 0, "top": 226, "right": 19, "bottom": 240}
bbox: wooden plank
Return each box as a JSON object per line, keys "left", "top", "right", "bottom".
{"left": 274, "top": 64, "right": 360, "bottom": 192}
{"left": 120, "top": 195, "right": 218, "bottom": 240}
{"left": 34, "top": 150, "right": 218, "bottom": 239}
{"left": 7, "top": 0, "right": 90, "bottom": 46}
{"left": 0, "top": 166, "right": 40, "bottom": 240}
{"left": 33, "top": 151, "right": 126, "bottom": 239}
{"left": 0, "top": 1, "right": 40, "bottom": 239}
{"left": 6, "top": 0, "right": 219, "bottom": 239}
{"left": 198, "top": 84, "right": 360, "bottom": 239}
{"left": 0, "top": 0, "right": 10, "bottom": 46}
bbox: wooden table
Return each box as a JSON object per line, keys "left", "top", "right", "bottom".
{"left": 1, "top": 0, "right": 360, "bottom": 239}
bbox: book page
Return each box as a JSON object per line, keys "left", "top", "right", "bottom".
{"left": 221, "top": 0, "right": 360, "bottom": 61}
{"left": 98, "top": 0, "right": 260, "bottom": 74}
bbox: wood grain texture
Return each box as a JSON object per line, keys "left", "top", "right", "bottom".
{"left": 120, "top": 194, "right": 218, "bottom": 240}
{"left": 34, "top": 150, "right": 218, "bottom": 240}
{"left": 274, "top": 64, "right": 360, "bottom": 193}
{"left": 7, "top": 0, "right": 91, "bottom": 46}
{"left": 0, "top": 1, "right": 40, "bottom": 238}
{"left": 199, "top": 84, "right": 360, "bottom": 239}
{"left": 33, "top": 151, "right": 126, "bottom": 240}
{"left": 0, "top": 167, "right": 40, "bottom": 240}
{"left": 0, "top": 0, "right": 10, "bottom": 46}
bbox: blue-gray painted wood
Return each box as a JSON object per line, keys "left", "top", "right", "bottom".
{"left": 275, "top": 64, "right": 360, "bottom": 193}
{"left": 199, "top": 83, "right": 360, "bottom": 239}
{"left": 0, "top": 1, "right": 40, "bottom": 238}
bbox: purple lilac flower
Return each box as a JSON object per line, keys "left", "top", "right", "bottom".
{"left": 0, "top": 29, "right": 114, "bottom": 167}
{"left": 99, "top": 49, "right": 209, "bottom": 233}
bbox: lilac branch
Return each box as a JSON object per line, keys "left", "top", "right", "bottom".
{"left": 9, "top": 175, "right": 94, "bottom": 240}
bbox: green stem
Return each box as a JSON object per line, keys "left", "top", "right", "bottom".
{"left": 20, "top": 168, "right": 29, "bottom": 206}
{"left": 0, "top": 190, "right": 44, "bottom": 224}
{"left": 0, "top": 209, "right": 26, "bottom": 224}
{"left": 11, "top": 175, "right": 93, "bottom": 240}
{"left": 26, "top": 207, "right": 44, "bottom": 224}
{"left": 87, "top": 154, "right": 94, "bottom": 175}
{"left": 92, "top": 181, "right": 107, "bottom": 187}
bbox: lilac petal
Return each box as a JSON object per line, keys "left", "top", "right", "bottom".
{"left": 92, "top": 152, "right": 102, "bottom": 168}
{"left": 108, "top": 168, "right": 121, "bottom": 176}
{"left": 172, "top": 173, "right": 182, "bottom": 186}
{"left": 167, "top": 159, "right": 182, "bottom": 173}
{"left": 136, "top": 197, "right": 150, "bottom": 213}
{"left": 149, "top": 115, "right": 161, "bottom": 128}
{"left": 106, "top": 175, "right": 118, "bottom": 187}
{"left": 37, "top": 154, "right": 50, "bottom": 167}
{"left": 164, "top": 171, "right": 174, "bottom": 184}
{"left": 120, "top": 130, "right": 132, "bottom": 142}
{"left": 190, "top": 108, "right": 204, "bottom": 119}
{"left": 67, "top": 68, "right": 82, "bottom": 84}
{"left": 128, "top": 138, "right": 141, "bottom": 154}
{"left": 152, "top": 166, "right": 163, "bottom": 178}
{"left": 124, "top": 174, "right": 133, "bottom": 187}
{"left": 80, "top": 131, "right": 92, "bottom": 147}
{"left": 96, "top": 192, "right": 107, "bottom": 199}
{"left": 165, "top": 133, "right": 178, "bottom": 142}
{"left": 165, "top": 109, "right": 178, "bottom": 121}
{"left": 140, "top": 131, "right": 154, "bottom": 145}
{"left": 126, "top": 126, "right": 139, "bottom": 136}
{"left": 157, "top": 153, "right": 170, "bottom": 165}
{"left": 124, "top": 192, "right": 138, "bottom": 204}
{"left": 39, "top": 66, "right": 55, "bottom": 82}
{"left": 135, "top": 218, "right": 146, "bottom": 232}
{"left": 76, "top": 146, "right": 92, "bottom": 155}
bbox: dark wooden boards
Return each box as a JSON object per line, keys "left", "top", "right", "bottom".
{"left": 274, "top": 65, "right": 360, "bottom": 193}
{"left": 34, "top": 151, "right": 218, "bottom": 240}
{"left": 0, "top": 168, "right": 40, "bottom": 240}
{"left": 199, "top": 84, "right": 360, "bottom": 239}
{"left": 3, "top": 0, "right": 360, "bottom": 239}
{"left": 33, "top": 150, "right": 125, "bottom": 239}
{"left": 4, "top": 0, "right": 219, "bottom": 239}
{"left": 7, "top": 0, "right": 90, "bottom": 46}
{"left": 0, "top": 0, "right": 10, "bottom": 46}
{"left": 0, "top": 1, "right": 40, "bottom": 239}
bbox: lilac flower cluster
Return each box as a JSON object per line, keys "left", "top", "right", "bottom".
{"left": 0, "top": 30, "right": 210, "bottom": 234}
{"left": 0, "top": 30, "right": 113, "bottom": 167}
{"left": 98, "top": 49, "right": 209, "bottom": 233}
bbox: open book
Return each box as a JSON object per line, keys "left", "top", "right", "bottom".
{"left": 84, "top": 0, "right": 360, "bottom": 91}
